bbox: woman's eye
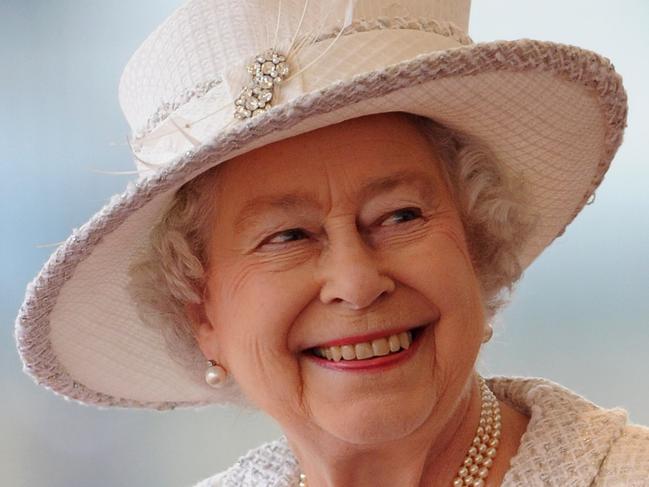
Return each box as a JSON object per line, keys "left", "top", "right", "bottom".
{"left": 264, "top": 228, "right": 309, "bottom": 246}
{"left": 380, "top": 207, "right": 423, "bottom": 226}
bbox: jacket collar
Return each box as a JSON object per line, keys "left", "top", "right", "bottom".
{"left": 487, "top": 376, "right": 628, "bottom": 486}
{"left": 220, "top": 376, "right": 629, "bottom": 486}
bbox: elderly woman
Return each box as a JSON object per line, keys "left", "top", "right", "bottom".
{"left": 15, "top": 0, "right": 649, "bottom": 486}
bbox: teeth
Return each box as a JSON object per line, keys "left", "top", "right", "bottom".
{"left": 371, "top": 338, "right": 390, "bottom": 357}
{"left": 388, "top": 334, "right": 401, "bottom": 353}
{"left": 355, "top": 342, "right": 373, "bottom": 360}
{"left": 399, "top": 331, "right": 412, "bottom": 350}
{"left": 312, "top": 330, "right": 415, "bottom": 362}
{"left": 331, "top": 346, "right": 342, "bottom": 361}
{"left": 341, "top": 344, "right": 355, "bottom": 360}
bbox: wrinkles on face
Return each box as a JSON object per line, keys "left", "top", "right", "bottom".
{"left": 198, "top": 113, "right": 486, "bottom": 446}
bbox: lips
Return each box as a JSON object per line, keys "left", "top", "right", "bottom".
{"left": 303, "top": 323, "right": 430, "bottom": 359}
{"left": 312, "top": 329, "right": 412, "bottom": 361}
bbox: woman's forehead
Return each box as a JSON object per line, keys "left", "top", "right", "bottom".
{"left": 215, "top": 113, "right": 445, "bottom": 205}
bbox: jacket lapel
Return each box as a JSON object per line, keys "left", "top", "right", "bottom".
{"left": 489, "top": 376, "right": 628, "bottom": 486}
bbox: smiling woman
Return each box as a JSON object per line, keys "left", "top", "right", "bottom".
{"left": 14, "top": 0, "right": 649, "bottom": 486}
{"left": 129, "top": 113, "right": 533, "bottom": 385}
{"left": 147, "top": 113, "right": 532, "bottom": 484}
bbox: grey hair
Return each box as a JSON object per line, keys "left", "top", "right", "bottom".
{"left": 127, "top": 165, "right": 224, "bottom": 372}
{"left": 410, "top": 114, "right": 536, "bottom": 315}
{"left": 127, "top": 113, "right": 536, "bottom": 374}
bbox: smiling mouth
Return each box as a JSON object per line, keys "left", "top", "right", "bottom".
{"left": 306, "top": 325, "right": 428, "bottom": 362}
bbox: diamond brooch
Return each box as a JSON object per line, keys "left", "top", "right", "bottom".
{"left": 234, "top": 49, "right": 290, "bottom": 120}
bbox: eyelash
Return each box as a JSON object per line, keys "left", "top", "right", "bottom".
{"left": 260, "top": 207, "right": 424, "bottom": 247}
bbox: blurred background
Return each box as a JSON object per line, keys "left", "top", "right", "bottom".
{"left": 1, "top": 1, "right": 647, "bottom": 486}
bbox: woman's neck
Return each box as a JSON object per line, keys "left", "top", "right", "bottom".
{"left": 285, "top": 374, "right": 495, "bottom": 487}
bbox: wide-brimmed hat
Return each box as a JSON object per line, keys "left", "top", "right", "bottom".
{"left": 15, "top": 0, "right": 627, "bottom": 410}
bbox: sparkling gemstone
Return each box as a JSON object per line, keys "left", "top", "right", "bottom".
{"left": 234, "top": 48, "right": 289, "bottom": 120}
{"left": 261, "top": 61, "right": 275, "bottom": 75}
{"left": 276, "top": 62, "right": 289, "bottom": 77}
{"left": 257, "top": 75, "right": 273, "bottom": 89}
{"left": 234, "top": 106, "right": 251, "bottom": 119}
{"left": 259, "top": 90, "right": 273, "bottom": 103}
{"left": 244, "top": 97, "right": 259, "bottom": 110}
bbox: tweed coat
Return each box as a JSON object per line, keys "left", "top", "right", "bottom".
{"left": 193, "top": 376, "right": 649, "bottom": 486}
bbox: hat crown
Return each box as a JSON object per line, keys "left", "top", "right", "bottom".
{"left": 119, "top": 0, "right": 470, "bottom": 139}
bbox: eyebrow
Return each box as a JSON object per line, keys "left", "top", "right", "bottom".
{"left": 234, "top": 169, "right": 439, "bottom": 232}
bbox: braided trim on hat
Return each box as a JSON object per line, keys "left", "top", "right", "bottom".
{"left": 15, "top": 39, "right": 626, "bottom": 410}
{"left": 133, "top": 16, "right": 472, "bottom": 141}
{"left": 317, "top": 16, "right": 472, "bottom": 45}
{"left": 135, "top": 79, "right": 223, "bottom": 143}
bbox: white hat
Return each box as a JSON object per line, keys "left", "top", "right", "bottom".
{"left": 15, "top": 0, "right": 627, "bottom": 410}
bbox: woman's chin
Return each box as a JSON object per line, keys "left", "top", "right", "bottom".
{"left": 296, "top": 324, "right": 439, "bottom": 444}
{"left": 311, "top": 394, "right": 435, "bottom": 445}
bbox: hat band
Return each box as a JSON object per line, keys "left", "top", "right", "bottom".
{"left": 131, "top": 17, "right": 470, "bottom": 172}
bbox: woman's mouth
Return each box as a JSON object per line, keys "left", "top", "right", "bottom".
{"left": 309, "top": 328, "right": 416, "bottom": 361}
{"left": 303, "top": 324, "right": 429, "bottom": 371}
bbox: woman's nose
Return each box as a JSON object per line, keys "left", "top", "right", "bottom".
{"left": 317, "top": 228, "right": 395, "bottom": 310}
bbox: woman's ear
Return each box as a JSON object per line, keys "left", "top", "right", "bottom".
{"left": 185, "top": 302, "right": 210, "bottom": 333}
{"left": 185, "top": 279, "right": 216, "bottom": 336}
{"left": 186, "top": 301, "right": 221, "bottom": 361}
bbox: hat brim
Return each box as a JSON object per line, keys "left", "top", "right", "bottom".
{"left": 15, "top": 38, "right": 626, "bottom": 410}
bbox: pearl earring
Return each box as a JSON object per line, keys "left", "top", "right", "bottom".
{"left": 482, "top": 323, "right": 494, "bottom": 343}
{"left": 205, "top": 360, "right": 228, "bottom": 388}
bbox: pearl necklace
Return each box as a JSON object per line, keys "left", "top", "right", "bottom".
{"left": 298, "top": 375, "right": 501, "bottom": 487}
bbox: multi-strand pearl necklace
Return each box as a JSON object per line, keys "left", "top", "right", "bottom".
{"left": 452, "top": 376, "right": 501, "bottom": 486}
{"left": 298, "top": 375, "right": 501, "bottom": 487}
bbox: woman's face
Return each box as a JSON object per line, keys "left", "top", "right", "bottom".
{"left": 196, "top": 112, "right": 485, "bottom": 445}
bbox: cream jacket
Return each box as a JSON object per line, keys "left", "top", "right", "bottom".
{"left": 193, "top": 376, "right": 649, "bottom": 486}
